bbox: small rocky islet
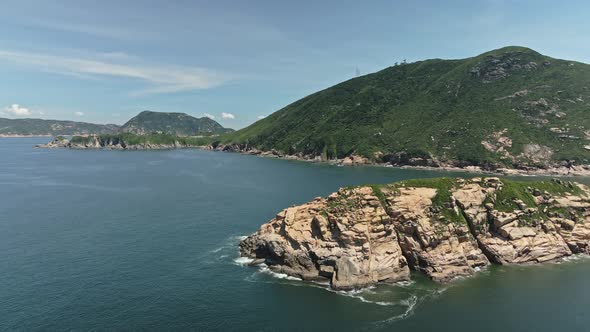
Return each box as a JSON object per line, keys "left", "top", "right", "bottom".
{"left": 240, "top": 177, "right": 590, "bottom": 290}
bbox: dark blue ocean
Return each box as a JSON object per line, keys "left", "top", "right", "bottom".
{"left": 2, "top": 137, "right": 590, "bottom": 331}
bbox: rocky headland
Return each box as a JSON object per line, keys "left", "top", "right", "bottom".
{"left": 240, "top": 177, "right": 590, "bottom": 290}
{"left": 36, "top": 135, "right": 206, "bottom": 150}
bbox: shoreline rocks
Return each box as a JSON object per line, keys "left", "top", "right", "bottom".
{"left": 37, "top": 137, "right": 590, "bottom": 177}
{"left": 239, "top": 177, "right": 590, "bottom": 290}
{"left": 206, "top": 143, "right": 590, "bottom": 177}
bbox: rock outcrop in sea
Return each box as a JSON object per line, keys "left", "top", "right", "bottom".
{"left": 240, "top": 177, "right": 590, "bottom": 290}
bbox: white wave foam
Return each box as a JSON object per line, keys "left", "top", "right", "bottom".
{"left": 395, "top": 280, "right": 415, "bottom": 287}
{"left": 210, "top": 247, "right": 224, "bottom": 253}
{"left": 353, "top": 295, "right": 395, "bottom": 306}
{"left": 560, "top": 254, "right": 587, "bottom": 263}
{"left": 237, "top": 251, "right": 434, "bottom": 314}
{"left": 377, "top": 295, "right": 419, "bottom": 324}
{"left": 233, "top": 257, "right": 255, "bottom": 266}
{"left": 202, "top": 234, "right": 250, "bottom": 260}
{"left": 258, "top": 264, "right": 302, "bottom": 281}
{"left": 325, "top": 285, "right": 410, "bottom": 307}
{"left": 311, "top": 280, "right": 331, "bottom": 286}
{"left": 243, "top": 265, "right": 432, "bottom": 317}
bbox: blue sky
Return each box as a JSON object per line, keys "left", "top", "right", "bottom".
{"left": 1, "top": 0, "right": 590, "bottom": 129}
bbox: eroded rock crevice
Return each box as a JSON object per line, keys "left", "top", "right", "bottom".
{"left": 455, "top": 199, "right": 500, "bottom": 265}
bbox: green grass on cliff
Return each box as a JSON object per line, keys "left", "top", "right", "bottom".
{"left": 357, "top": 177, "right": 587, "bottom": 224}
{"left": 352, "top": 178, "right": 465, "bottom": 224}
{"left": 492, "top": 178, "right": 585, "bottom": 212}
{"left": 394, "top": 178, "right": 464, "bottom": 224}
{"left": 397, "top": 178, "right": 459, "bottom": 208}
{"left": 368, "top": 185, "right": 387, "bottom": 207}
{"left": 221, "top": 46, "right": 590, "bottom": 168}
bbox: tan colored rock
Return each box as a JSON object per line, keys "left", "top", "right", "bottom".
{"left": 384, "top": 186, "right": 489, "bottom": 282}
{"left": 241, "top": 186, "right": 410, "bottom": 290}
{"left": 554, "top": 195, "right": 590, "bottom": 209}
{"left": 478, "top": 231, "right": 572, "bottom": 264}
{"left": 340, "top": 155, "right": 370, "bottom": 165}
{"left": 240, "top": 178, "right": 590, "bottom": 289}
{"left": 554, "top": 218, "right": 590, "bottom": 254}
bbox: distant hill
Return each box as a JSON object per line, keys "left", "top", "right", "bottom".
{"left": 121, "top": 111, "right": 233, "bottom": 136}
{"left": 0, "top": 118, "right": 119, "bottom": 136}
{"left": 2, "top": 111, "right": 233, "bottom": 137}
{"left": 223, "top": 46, "right": 590, "bottom": 169}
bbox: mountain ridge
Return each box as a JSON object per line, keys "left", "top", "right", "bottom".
{"left": 220, "top": 46, "right": 590, "bottom": 170}
{"left": 120, "top": 110, "right": 233, "bottom": 136}
{"left": 0, "top": 118, "right": 120, "bottom": 136}
{"left": 2, "top": 110, "right": 232, "bottom": 137}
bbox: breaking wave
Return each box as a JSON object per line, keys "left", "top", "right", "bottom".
{"left": 233, "top": 257, "right": 255, "bottom": 266}
{"left": 230, "top": 234, "right": 449, "bottom": 323}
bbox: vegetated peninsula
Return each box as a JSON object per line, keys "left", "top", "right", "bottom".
{"left": 214, "top": 46, "right": 590, "bottom": 175}
{"left": 40, "top": 133, "right": 213, "bottom": 150}
{"left": 37, "top": 111, "right": 232, "bottom": 149}
{"left": 240, "top": 177, "right": 590, "bottom": 290}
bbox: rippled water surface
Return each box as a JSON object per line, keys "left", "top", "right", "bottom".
{"left": 1, "top": 137, "right": 590, "bottom": 331}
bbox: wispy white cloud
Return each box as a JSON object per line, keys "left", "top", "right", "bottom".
{"left": 221, "top": 112, "right": 235, "bottom": 119}
{"left": 74, "top": 111, "right": 84, "bottom": 116}
{"left": 24, "top": 19, "right": 155, "bottom": 41}
{"left": 203, "top": 113, "right": 215, "bottom": 120}
{"left": 257, "top": 115, "right": 266, "bottom": 119}
{"left": 0, "top": 49, "right": 229, "bottom": 95}
{"left": 4, "top": 104, "right": 32, "bottom": 116}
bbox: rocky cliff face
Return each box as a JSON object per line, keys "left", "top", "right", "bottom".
{"left": 240, "top": 177, "right": 590, "bottom": 290}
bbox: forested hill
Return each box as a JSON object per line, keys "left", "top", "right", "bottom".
{"left": 223, "top": 46, "right": 590, "bottom": 169}
{"left": 121, "top": 111, "right": 233, "bottom": 136}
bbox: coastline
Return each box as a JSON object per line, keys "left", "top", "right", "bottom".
{"left": 206, "top": 146, "right": 590, "bottom": 178}
{"left": 34, "top": 136, "right": 590, "bottom": 177}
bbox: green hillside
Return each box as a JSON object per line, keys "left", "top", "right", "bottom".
{"left": 223, "top": 46, "right": 590, "bottom": 169}
{"left": 121, "top": 111, "right": 233, "bottom": 136}
{"left": 0, "top": 118, "right": 119, "bottom": 136}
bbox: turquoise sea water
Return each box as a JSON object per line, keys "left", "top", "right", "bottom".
{"left": 1, "top": 137, "right": 590, "bottom": 331}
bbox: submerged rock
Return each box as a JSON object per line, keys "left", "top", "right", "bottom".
{"left": 240, "top": 178, "right": 590, "bottom": 289}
